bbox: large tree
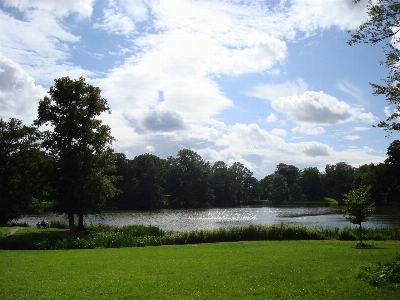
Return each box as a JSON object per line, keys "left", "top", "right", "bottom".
{"left": 349, "top": 0, "right": 400, "bottom": 134}
{"left": 34, "top": 76, "right": 118, "bottom": 232}
{"left": 165, "top": 149, "right": 213, "bottom": 208}
{"left": 298, "top": 167, "right": 323, "bottom": 202}
{"left": 0, "top": 118, "right": 48, "bottom": 224}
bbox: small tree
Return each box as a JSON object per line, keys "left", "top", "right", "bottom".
{"left": 342, "top": 186, "right": 375, "bottom": 246}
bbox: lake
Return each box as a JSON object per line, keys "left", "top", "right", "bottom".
{"left": 17, "top": 205, "right": 400, "bottom": 232}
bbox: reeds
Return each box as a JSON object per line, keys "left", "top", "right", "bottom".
{"left": 1, "top": 223, "right": 399, "bottom": 250}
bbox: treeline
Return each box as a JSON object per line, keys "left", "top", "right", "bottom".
{"left": 108, "top": 140, "right": 400, "bottom": 210}
{"left": 2, "top": 116, "right": 400, "bottom": 223}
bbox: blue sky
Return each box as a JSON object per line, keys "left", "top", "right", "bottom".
{"left": 0, "top": 0, "right": 398, "bottom": 179}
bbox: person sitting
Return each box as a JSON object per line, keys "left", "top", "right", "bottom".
{"left": 36, "top": 221, "right": 41, "bottom": 228}
{"left": 40, "top": 220, "right": 49, "bottom": 228}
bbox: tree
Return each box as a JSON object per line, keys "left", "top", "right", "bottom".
{"left": 126, "top": 154, "right": 166, "bottom": 210}
{"left": 274, "top": 163, "right": 299, "bottom": 187}
{"left": 384, "top": 140, "right": 400, "bottom": 202}
{"left": 349, "top": 0, "right": 400, "bottom": 134}
{"left": 211, "top": 161, "right": 236, "bottom": 206}
{"left": 343, "top": 186, "right": 375, "bottom": 246}
{"left": 265, "top": 173, "right": 289, "bottom": 204}
{"left": 165, "top": 149, "right": 213, "bottom": 208}
{"left": 229, "top": 162, "right": 254, "bottom": 205}
{"left": 324, "top": 162, "right": 355, "bottom": 204}
{"left": 34, "top": 76, "right": 118, "bottom": 232}
{"left": 0, "top": 118, "right": 47, "bottom": 224}
{"left": 298, "top": 167, "right": 323, "bottom": 202}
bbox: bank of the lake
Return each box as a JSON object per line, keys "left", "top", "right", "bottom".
{"left": 1, "top": 240, "right": 399, "bottom": 299}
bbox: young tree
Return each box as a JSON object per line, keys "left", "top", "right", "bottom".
{"left": 34, "top": 76, "right": 118, "bottom": 232}
{"left": 343, "top": 186, "right": 375, "bottom": 246}
{"left": 349, "top": 0, "right": 400, "bottom": 134}
{"left": 0, "top": 118, "right": 47, "bottom": 224}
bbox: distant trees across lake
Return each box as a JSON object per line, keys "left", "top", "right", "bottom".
{"left": 109, "top": 141, "right": 400, "bottom": 210}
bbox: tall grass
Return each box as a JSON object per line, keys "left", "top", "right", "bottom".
{"left": 1, "top": 223, "right": 399, "bottom": 250}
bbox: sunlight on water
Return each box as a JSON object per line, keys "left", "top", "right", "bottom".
{"left": 17, "top": 206, "right": 400, "bottom": 232}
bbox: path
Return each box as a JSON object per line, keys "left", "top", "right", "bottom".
{"left": 8, "top": 227, "right": 21, "bottom": 235}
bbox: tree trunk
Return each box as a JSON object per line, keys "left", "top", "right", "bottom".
{"left": 68, "top": 213, "right": 75, "bottom": 233}
{"left": 359, "top": 223, "right": 363, "bottom": 245}
{"left": 78, "top": 212, "right": 85, "bottom": 231}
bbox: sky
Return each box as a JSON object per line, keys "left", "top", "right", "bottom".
{"left": 0, "top": 0, "right": 399, "bottom": 179}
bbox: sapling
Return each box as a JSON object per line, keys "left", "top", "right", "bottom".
{"left": 342, "top": 186, "right": 375, "bottom": 247}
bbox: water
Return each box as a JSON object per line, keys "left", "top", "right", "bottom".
{"left": 17, "top": 205, "right": 400, "bottom": 232}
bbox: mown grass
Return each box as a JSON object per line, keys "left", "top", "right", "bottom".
{"left": 1, "top": 223, "right": 399, "bottom": 250}
{"left": 0, "top": 240, "right": 399, "bottom": 299}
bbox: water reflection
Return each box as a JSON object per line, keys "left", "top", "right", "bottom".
{"left": 17, "top": 205, "right": 400, "bottom": 232}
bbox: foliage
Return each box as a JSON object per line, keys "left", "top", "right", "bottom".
{"left": 265, "top": 173, "right": 289, "bottom": 203}
{"left": 274, "top": 163, "right": 299, "bottom": 187}
{"left": 165, "top": 149, "right": 214, "bottom": 208}
{"left": 298, "top": 167, "right": 323, "bottom": 202}
{"left": 0, "top": 118, "right": 50, "bottom": 224}
{"left": 34, "top": 76, "right": 118, "bottom": 232}
{"left": 349, "top": 0, "right": 400, "bottom": 134}
{"left": 111, "top": 153, "right": 166, "bottom": 210}
{"left": 324, "top": 162, "right": 354, "bottom": 204}
{"left": 384, "top": 140, "right": 400, "bottom": 201}
{"left": 343, "top": 186, "right": 375, "bottom": 245}
{"left": 359, "top": 255, "right": 400, "bottom": 287}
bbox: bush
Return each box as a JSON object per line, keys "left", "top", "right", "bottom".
{"left": 359, "top": 255, "right": 400, "bottom": 287}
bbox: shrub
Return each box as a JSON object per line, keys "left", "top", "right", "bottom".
{"left": 359, "top": 255, "right": 400, "bottom": 287}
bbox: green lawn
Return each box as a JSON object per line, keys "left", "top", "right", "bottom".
{"left": 1, "top": 240, "right": 399, "bottom": 299}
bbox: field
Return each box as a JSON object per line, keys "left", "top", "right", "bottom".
{"left": 1, "top": 240, "right": 399, "bottom": 299}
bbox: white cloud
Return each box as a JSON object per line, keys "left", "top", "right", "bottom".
{"left": 246, "top": 78, "right": 308, "bottom": 101}
{"left": 94, "top": 8, "right": 135, "bottom": 36}
{"left": 0, "top": 55, "right": 46, "bottom": 123}
{"left": 271, "top": 128, "right": 287, "bottom": 136}
{"left": 336, "top": 80, "right": 363, "bottom": 102}
{"left": 353, "top": 126, "right": 370, "bottom": 131}
{"left": 292, "top": 126, "right": 325, "bottom": 135}
{"left": 357, "top": 112, "right": 378, "bottom": 123}
{"left": 289, "top": 0, "right": 369, "bottom": 33}
{"left": 2, "top": 0, "right": 94, "bottom": 18}
{"left": 344, "top": 135, "right": 361, "bottom": 141}
{"left": 146, "top": 145, "right": 155, "bottom": 152}
{"left": 272, "top": 91, "right": 355, "bottom": 125}
{"left": 266, "top": 112, "right": 278, "bottom": 123}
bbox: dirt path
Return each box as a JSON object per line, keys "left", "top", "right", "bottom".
{"left": 8, "top": 227, "right": 21, "bottom": 235}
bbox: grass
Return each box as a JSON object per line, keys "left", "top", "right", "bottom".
{"left": 0, "top": 240, "right": 399, "bottom": 299}
{"left": 1, "top": 223, "right": 399, "bottom": 250}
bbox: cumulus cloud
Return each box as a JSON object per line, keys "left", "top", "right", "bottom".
{"left": 296, "top": 141, "right": 330, "bottom": 157}
{"left": 271, "top": 128, "right": 287, "bottom": 136}
{"left": 266, "top": 112, "right": 278, "bottom": 123}
{"left": 272, "top": 91, "right": 355, "bottom": 125}
{"left": 357, "top": 112, "right": 378, "bottom": 123}
{"left": 0, "top": 55, "right": 46, "bottom": 122}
